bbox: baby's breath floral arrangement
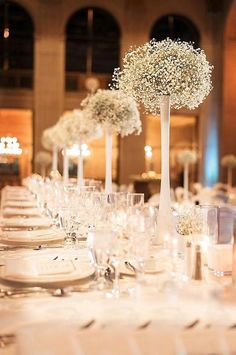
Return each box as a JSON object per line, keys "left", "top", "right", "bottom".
{"left": 41, "top": 125, "right": 63, "bottom": 173}
{"left": 221, "top": 155, "right": 236, "bottom": 168}
{"left": 176, "top": 207, "right": 203, "bottom": 236}
{"left": 112, "top": 38, "right": 213, "bottom": 114}
{"left": 82, "top": 89, "right": 141, "bottom": 136}
{"left": 112, "top": 38, "right": 212, "bottom": 244}
{"left": 57, "top": 109, "right": 102, "bottom": 145}
{"left": 177, "top": 150, "right": 197, "bottom": 165}
{"left": 41, "top": 125, "right": 62, "bottom": 151}
{"left": 57, "top": 110, "right": 102, "bottom": 187}
{"left": 82, "top": 89, "right": 141, "bottom": 193}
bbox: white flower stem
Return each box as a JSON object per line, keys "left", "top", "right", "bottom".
{"left": 77, "top": 142, "right": 84, "bottom": 188}
{"left": 63, "top": 146, "right": 69, "bottom": 185}
{"left": 52, "top": 145, "right": 58, "bottom": 172}
{"left": 227, "top": 167, "right": 233, "bottom": 187}
{"left": 105, "top": 130, "right": 113, "bottom": 193}
{"left": 184, "top": 162, "right": 189, "bottom": 202}
{"left": 157, "top": 96, "right": 174, "bottom": 245}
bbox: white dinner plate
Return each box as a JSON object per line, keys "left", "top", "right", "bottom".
{"left": 0, "top": 228, "right": 65, "bottom": 246}
{"left": 0, "top": 217, "right": 52, "bottom": 229}
{"left": 3, "top": 200, "right": 37, "bottom": 208}
{"left": 2, "top": 207, "right": 41, "bottom": 218}
{"left": 0, "top": 260, "right": 94, "bottom": 287}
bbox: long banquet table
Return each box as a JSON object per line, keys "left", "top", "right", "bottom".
{"left": 0, "top": 185, "right": 236, "bottom": 355}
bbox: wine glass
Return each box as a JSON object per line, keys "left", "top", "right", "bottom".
{"left": 58, "top": 207, "right": 79, "bottom": 247}
{"left": 127, "top": 193, "right": 144, "bottom": 207}
{"left": 127, "top": 207, "right": 151, "bottom": 285}
{"left": 87, "top": 227, "right": 115, "bottom": 290}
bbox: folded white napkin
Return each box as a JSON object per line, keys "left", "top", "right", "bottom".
{"left": 16, "top": 322, "right": 81, "bottom": 355}
{"left": 5, "top": 258, "right": 76, "bottom": 278}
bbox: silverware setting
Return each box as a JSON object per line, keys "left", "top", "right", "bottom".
{"left": 137, "top": 320, "right": 152, "bottom": 330}
{"left": 184, "top": 319, "right": 199, "bottom": 329}
{"left": 124, "top": 261, "right": 136, "bottom": 274}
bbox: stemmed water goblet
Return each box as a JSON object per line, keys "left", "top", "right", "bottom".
{"left": 127, "top": 193, "right": 144, "bottom": 208}
{"left": 58, "top": 207, "right": 80, "bottom": 247}
{"left": 87, "top": 227, "right": 116, "bottom": 290}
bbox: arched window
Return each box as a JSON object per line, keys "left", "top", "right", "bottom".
{"left": 66, "top": 7, "right": 120, "bottom": 90}
{"left": 151, "top": 14, "right": 200, "bottom": 47}
{"left": 0, "top": 0, "right": 34, "bottom": 88}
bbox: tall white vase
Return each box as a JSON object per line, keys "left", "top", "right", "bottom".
{"left": 52, "top": 145, "right": 58, "bottom": 172}
{"left": 77, "top": 143, "right": 84, "bottom": 188}
{"left": 157, "top": 96, "right": 174, "bottom": 245}
{"left": 105, "top": 130, "right": 113, "bottom": 193}
{"left": 227, "top": 167, "right": 233, "bottom": 187}
{"left": 63, "top": 146, "right": 69, "bottom": 185}
{"left": 183, "top": 162, "right": 189, "bottom": 202}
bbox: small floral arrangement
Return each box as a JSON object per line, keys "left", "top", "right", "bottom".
{"left": 176, "top": 207, "right": 203, "bottom": 236}
{"left": 35, "top": 151, "right": 52, "bottom": 166}
{"left": 177, "top": 150, "right": 197, "bottom": 165}
{"left": 57, "top": 109, "right": 102, "bottom": 145}
{"left": 41, "top": 125, "right": 63, "bottom": 150}
{"left": 221, "top": 154, "right": 236, "bottom": 168}
{"left": 112, "top": 38, "right": 213, "bottom": 114}
{"left": 82, "top": 89, "right": 142, "bottom": 136}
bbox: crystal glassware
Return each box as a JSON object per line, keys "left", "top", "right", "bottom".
{"left": 58, "top": 207, "right": 79, "bottom": 247}
{"left": 87, "top": 227, "right": 115, "bottom": 290}
{"left": 127, "top": 193, "right": 144, "bottom": 207}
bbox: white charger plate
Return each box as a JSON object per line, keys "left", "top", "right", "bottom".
{"left": 0, "top": 260, "right": 94, "bottom": 288}
{"left": 0, "top": 217, "right": 52, "bottom": 229}
{"left": 0, "top": 228, "right": 65, "bottom": 246}
{"left": 3, "top": 200, "right": 37, "bottom": 208}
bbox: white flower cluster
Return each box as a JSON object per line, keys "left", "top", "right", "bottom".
{"left": 221, "top": 154, "right": 236, "bottom": 168}
{"left": 82, "top": 89, "right": 142, "bottom": 137}
{"left": 42, "top": 110, "right": 101, "bottom": 149}
{"left": 57, "top": 110, "right": 102, "bottom": 145}
{"left": 41, "top": 125, "right": 62, "bottom": 150}
{"left": 35, "top": 151, "right": 52, "bottom": 166}
{"left": 112, "top": 38, "right": 213, "bottom": 114}
{"left": 177, "top": 149, "right": 197, "bottom": 165}
{"left": 176, "top": 207, "right": 203, "bottom": 236}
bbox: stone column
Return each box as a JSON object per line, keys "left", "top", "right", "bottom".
{"left": 34, "top": 3, "right": 65, "bottom": 156}
{"left": 199, "top": 13, "right": 224, "bottom": 186}
{"left": 118, "top": 0, "right": 148, "bottom": 184}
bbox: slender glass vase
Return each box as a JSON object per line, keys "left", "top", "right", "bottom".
{"left": 157, "top": 96, "right": 174, "bottom": 245}
{"left": 63, "top": 146, "right": 69, "bottom": 185}
{"left": 105, "top": 130, "right": 113, "bottom": 193}
{"left": 77, "top": 143, "right": 84, "bottom": 188}
{"left": 183, "top": 162, "right": 189, "bottom": 202}
{"left": 52, "top": 145, "right": 58, "bottom": 172}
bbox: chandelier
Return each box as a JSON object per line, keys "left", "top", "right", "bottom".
{"left": 0, "top": 136, "right": 22, "bottom": 155}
